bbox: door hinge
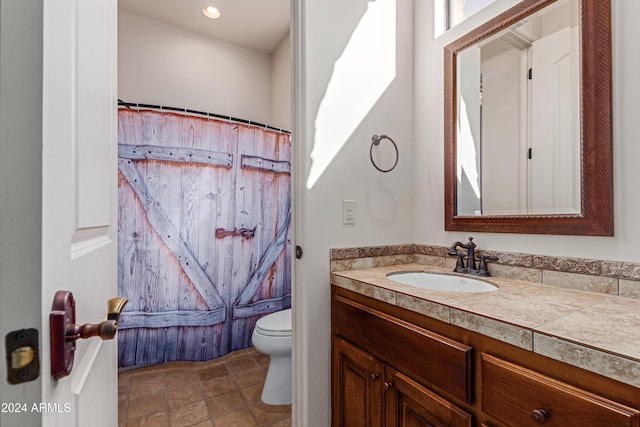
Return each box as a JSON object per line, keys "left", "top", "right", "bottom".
{"left": 295, "top": 245, "right": 303, "bottom": 259}
{"left": 528, "top": 147, "right": 533, "bottom": 159}
{"left": 528, "top": 68, "right": 533, "bottom": 80}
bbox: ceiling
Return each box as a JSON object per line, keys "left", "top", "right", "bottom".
{"left": 118, "top": 0, "right": 291, "bottom": 54}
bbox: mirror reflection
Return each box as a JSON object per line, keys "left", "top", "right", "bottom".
{"left": 444, "top": 0, "right": 613, "bottom": 236}
{"left": 456, "top": 0, "right": 580, "bottom": 216}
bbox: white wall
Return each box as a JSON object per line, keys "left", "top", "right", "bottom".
{"left": 118, "top": 11, "right": 274, "bottom": 125}
{"left": 481, "top": 43, "right": 523, "bottom": 214}
{"left": 272, "top": 33, "right": 292, "bottom": 130}
{"left": 414, "top": 0, "right": 640, "bottom": 261}
{"left": 295, "top": 0, "right": 414, "bottom": 424}
{"left": 0, "top": 2, "right": 43, "bottom": 425}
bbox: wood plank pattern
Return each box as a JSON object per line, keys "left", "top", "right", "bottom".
{"left": 119, "top": 143, "right": 232, "bottom": 167}
{"left": 118, "top": 158, "right": 226, "bottom": 311}
{"left": 234, "top": 203, "right": 291, "bottom": 311}
{"left": 119, "top": 308, "right": 226, "bottom": 329}
{"left": 233, "top": 294, "right": 292, "bottom": 319}
{"left": 241, "top": 154, "right": 291, "bottom": 174}
{"left": 117, "top": 109, "right": 291, "bottom": 366}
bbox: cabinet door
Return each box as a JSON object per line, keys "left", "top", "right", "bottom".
{"left": 387, "top": 369, "right": 472, "bottom": 427}
{"left": 482, "top": 353, "right": 640, "bottom": 426}
{"left": 333, "top": 294, "right": 473, "bottom": 403}
{"left": 333, "top": 337, "right": 385, "bottom": 427}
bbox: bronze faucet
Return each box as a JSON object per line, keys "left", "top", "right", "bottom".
{"left": 448, "top": 237, "right": 498, "bottom": 276}
{"left": 448, "top": 237, "right": 477, "bottom": 273}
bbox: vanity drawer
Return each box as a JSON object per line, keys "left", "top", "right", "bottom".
{"left": 333, "top": 294, "right": 472, "bottom": 403}
{"left": 481, "top": 353, "right": 640, "bottom": 426}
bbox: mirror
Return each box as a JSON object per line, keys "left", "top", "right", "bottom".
{"left": 457, "top": 0, "right": 580, "bottom": 216}
{"left": 444, "top": 0, "right": 613, "bottom": 235}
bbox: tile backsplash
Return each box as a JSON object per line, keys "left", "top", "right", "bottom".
{"left": 330, "top": 244, "right": 640, "bottom": 300}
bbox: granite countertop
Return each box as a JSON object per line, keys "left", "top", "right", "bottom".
{"left": 331, "top": 263, "right": 640, "bottom": 388}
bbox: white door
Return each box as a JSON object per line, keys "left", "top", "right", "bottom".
{"left": 529, "top": 25, "right": 580, "bottom": 214}
{"left": 40, "top": 0, "right": 119, "bottom": 425}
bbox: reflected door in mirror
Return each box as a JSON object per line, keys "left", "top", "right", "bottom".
{"left": 456, "top": 0, "right": 580, "bottom": 216}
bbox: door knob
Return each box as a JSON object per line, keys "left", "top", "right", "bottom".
{"left": 50, "top": 291, "right": 128, "bottom": 379}
{"left": 65, "top": 297, "right": 128, "bottom": 341}
{"left": 108, "top": 297, "right": 128, "bottom": 321}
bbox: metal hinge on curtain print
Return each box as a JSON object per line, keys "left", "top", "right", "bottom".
{"left": 215, "top": 227, "right": 256, "bottom": 239}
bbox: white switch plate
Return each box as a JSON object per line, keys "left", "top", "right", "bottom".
{"left": 343, "top": 200, "right": 356, "bottom": 225}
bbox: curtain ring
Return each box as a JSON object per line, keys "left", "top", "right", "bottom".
{"left": 370, "top": 134, "right": 399, "bottom": 172}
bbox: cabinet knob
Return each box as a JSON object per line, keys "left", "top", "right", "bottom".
{"left": 531, "top": 409, "right": 549, "bottom": 424}
{"left": 384, "top": 381, "right": 394, "bottom": 390}
{"left": 370, "top": 374, "right": 379, "bottom": 382}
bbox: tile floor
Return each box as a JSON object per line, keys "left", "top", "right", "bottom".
{"left": 118, "top": 347, "right": 291, "bottom": 427}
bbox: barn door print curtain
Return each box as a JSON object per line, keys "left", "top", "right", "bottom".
{"left": 117, "top": 108, "right": 291, "bottom": 367}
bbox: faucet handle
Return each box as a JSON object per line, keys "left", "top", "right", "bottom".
{"left": 453, "top": 253, "right": 466, "bottom": 273}
{"left": 447, "top": 247, "right": 460, "bottom": 257}
{"left": 477, "top": 255, "right": 499, "bottom": 277}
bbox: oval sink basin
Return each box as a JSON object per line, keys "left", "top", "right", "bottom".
{"left": 386, "top": 272, "right": 498, "bottom": 293}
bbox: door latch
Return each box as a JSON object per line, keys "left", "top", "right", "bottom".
{"left": 5, "top": 328, "right": 40, "bottom": 384}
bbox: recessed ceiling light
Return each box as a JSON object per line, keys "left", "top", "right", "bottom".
{"left": 202, "top": 6, "right": 221, "bottom": 19}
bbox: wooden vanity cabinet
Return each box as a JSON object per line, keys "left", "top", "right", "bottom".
{"left": 332, "top": 289, "right": 473, "bottom": 426}
{"left": 387, "top": 368, "right": 472, "bottom": 427}
{"left": 332, "top": 285, "right": 640, "bottom": 427}
{"left": 332, "top": 292, "right": 473, "bottom": 403}
{"left": 482, "top": 354, "right": 640, "bottom": 426}
{"left": 333, "top": 337, "right": 385, "bottom": 427}
{"left": 333, "top": 337, "right": 472, "bottom": 427}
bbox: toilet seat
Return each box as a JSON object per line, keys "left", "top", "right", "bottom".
{"left": 255, "top": 308, "right": 291, "bottom": 337}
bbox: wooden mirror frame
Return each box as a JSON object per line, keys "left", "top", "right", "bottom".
{"left": 444, "top": 0, "right": 613, "bottom": 235}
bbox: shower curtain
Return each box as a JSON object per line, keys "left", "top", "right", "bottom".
{"left": 116, "top": 108, "right": 291, "bottom": 367}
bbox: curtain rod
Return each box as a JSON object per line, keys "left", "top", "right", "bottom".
{"left": 117, "top": 100, "right": 291, "bottom": 134}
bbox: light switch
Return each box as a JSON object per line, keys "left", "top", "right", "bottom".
{"left": 343, "top": 200, "right": 355, "bottom": 225}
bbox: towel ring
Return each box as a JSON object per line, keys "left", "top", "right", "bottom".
{"left": 370, "top": 134, "right": 399, "bottom": 172}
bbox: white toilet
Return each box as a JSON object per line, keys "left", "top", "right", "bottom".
{"left": 251, "top": 308, "right": 292, "bottom": 405}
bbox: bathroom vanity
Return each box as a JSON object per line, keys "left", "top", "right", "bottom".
{"left": 331, "top": 264, "right": 640, "bottom": 426}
